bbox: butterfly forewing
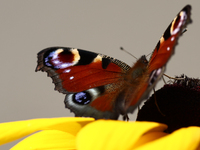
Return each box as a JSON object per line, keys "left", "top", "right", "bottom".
{"left": 36, "top": 47, "right": 131, "bottom": 119}
{"left": 148, "top": 5, "right": 192, "bottom": 73}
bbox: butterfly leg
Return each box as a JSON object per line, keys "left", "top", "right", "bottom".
{"left": 136, "top": 105, "right": 140, "bottom": 118}
{"left": 123, "top": 114, "right": 129, "bottom": 121}
{"left": 163, "top": 74, "right": 184, "bottom": 81}
{"left": 162, "top": 76, "right": 167, "bottom": 84}
{"left": 153, "top": 88, "right": 166, "bottom": 116}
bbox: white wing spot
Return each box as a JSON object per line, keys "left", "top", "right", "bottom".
{"left": 171, "top": 36, "right": 175, "bottom": 41}
{"left": 70, "top": 76, "right": 74, "bottom": 80}
{"left": 64, "top": 69, "right": 71, "bottom": 73}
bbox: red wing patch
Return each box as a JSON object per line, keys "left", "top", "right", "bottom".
{"left": 59, "top": 61, "right": 123, "bottom": 92}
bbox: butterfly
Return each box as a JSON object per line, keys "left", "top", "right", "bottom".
{"left": 36, "top": 5, "right": 192, "bottom": 120}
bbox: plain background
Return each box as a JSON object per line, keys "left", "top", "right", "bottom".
{"left": 1, "top": 1, "right": 200, "bottom": 149}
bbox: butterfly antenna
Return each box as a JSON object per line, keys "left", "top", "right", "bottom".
{"left": 120, "top": 47, "right": 137, "bottom": 59}
{"left": 146, "top": 52, "right": 152, "bottom": 58}
{"left": 153, "top": 88, "right": 166, "bottom": 116}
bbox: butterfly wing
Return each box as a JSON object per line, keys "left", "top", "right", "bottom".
{"left": 36, "top": 47, "right": 130, "bottom": 119}
{"left": 117, "top": 5, "right": 192, "bottom": 114}
{"left": 148, "top": 5, "right": 192, "bottom": 72}
{"left": 143, "top": 5, "right": 192, "bottom": 104}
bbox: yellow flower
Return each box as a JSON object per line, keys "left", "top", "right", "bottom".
{"left": 0, "top": 118, "right": 200, "bottom": 150}
{"left": 0, "top": 117, "right": 94, "bottom": 150}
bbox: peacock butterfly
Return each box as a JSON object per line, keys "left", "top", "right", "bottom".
{"left": 36, "top": 5, "right": 192, "bottom": 120}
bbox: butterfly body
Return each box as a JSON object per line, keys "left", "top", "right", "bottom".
{"left": 36, "top": 5, "right": 192, "bottom": 120}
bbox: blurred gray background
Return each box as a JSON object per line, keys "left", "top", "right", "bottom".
{"left": 1, "top": 1, "right": 199, "bottom": 149}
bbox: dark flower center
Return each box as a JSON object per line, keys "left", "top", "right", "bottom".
{"left": 137, "top": 75, "right": 200, "bottom": 133}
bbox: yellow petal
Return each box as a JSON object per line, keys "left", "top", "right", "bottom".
{"left": 77, "top": 120, "right": 167, "bottom": 150}
{"left": 133, "top": 131, "right": 168, "bottom": 148}
{"left": 10, "top": 130, "right": 76, "bottom": 150}
{"left": 135, "top": 126, "right": 200, "bottom": 150}
{"left": 0, "top": 117, "right": 94, "bottom": 146}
